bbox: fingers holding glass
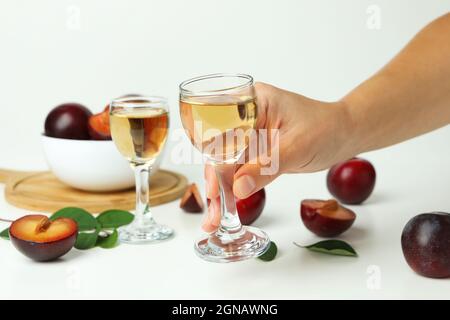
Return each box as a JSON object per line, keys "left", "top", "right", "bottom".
{"left": 180, "top": 74, "right": 271, "bottom": 263}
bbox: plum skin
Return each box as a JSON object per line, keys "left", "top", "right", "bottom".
{"left": 300, "top": 200, "right": 356, "bottom": 237}
{"left": 45, "top": 103, "right": 92, "bottom": 140}
{"left": 206, "top": 189, "right": 266, "bottom": 225}
{"left": 401, "top": 212, "right": 450, "bottom": 278}
{"left": 327, "top": 158, "right": 376, "bottom": 204}
{"left": 236, "top": 188, "right": 266, "bottom": 225}
{"left": 180, "top": 184, "right": 204, "bottom": 213}
{"left": 10, "top": 231, "right": 77, "bottom": 262}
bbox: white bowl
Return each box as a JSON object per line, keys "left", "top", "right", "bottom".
{"left": 42, "top": 135, "right": 161, "bottom": 192}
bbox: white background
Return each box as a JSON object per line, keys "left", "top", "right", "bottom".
{"left": 0, "top": 0, "right": 449, "bottom": 299}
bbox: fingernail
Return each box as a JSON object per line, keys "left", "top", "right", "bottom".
{"left": 234, "top": 175, "right": 256, "bottom": 199}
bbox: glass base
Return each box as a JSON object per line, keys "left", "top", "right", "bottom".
{"left": 119, "top": 222, "right": 173, "bottom": 244}
{"left": 194, "top": 226, "right": 270, "bottom": 263}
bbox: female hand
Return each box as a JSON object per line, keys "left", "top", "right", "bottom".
{"left": 202, "top": 82, "right": 354, "bottom": 232}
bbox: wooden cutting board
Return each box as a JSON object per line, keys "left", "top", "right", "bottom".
{"left": 0, "top": 168, "right": 187, "bottom": 213}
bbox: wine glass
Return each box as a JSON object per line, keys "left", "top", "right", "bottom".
{"left": 110, "top": 96, "right": 173, "bottom": 244}
{"left": 179, "top": 74, "right": 271, "bottom": 262}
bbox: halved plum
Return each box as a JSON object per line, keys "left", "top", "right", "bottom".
{"left": 88, "top": 105, "right": 111, "bottom": 140}
{"left": 10, "top": 215, "right": 78, "bottom": 261}
{"left": 180, "top": 183, "right": 204, "bottom": 213}
{"left": 301, "top": 199, "right": 356, "bottom": 237}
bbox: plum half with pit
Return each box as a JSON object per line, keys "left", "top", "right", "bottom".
{"left": 327, "top": 157, "right": 376, "bottom": 204}
{"left": 88, "top": 105, "right": 111, "bottom": 140}
{"left": 401, "top": 212, "right": 450, "bottom": 278}
{"left": 10, "top": 215, "right": 78, "bottom": 261}
{"left": 45, "top": 103, "right": 92, "bottom": 140}
{"left": 301, "top": 199, "right": 356, "bottom": 237}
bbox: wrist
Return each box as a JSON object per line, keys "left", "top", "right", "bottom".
{"left": 332, "top": 99, "right": 361, "bottom": 161}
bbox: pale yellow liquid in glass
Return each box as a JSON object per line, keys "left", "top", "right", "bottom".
{"left": 110, "top": 107, "right": 168, "bottom": 163}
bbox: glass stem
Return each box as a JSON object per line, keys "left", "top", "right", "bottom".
{"left": 133, "top": 163, "right": 155, "bottom": 226}
{"left": 213, "top": 161, "right": 243, "bottom": 235}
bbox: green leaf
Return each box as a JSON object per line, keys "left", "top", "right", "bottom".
{"left": 96, "top": 229, "right": 119, "bottom": 249}
{"left": 0, "top": 228, "right": 10, "bottom": 240}
{"left": 258, "top": 241, "right": 278, "bottom": 262}
{"left": 75, "top": 226, "right": 100, "bottom": 250}
{"left": 294, "top": 240, "right": 358, "bottom": 257}
{"left": 51, "top": 207, "right": 98, "bottom": 231}
{"left": 96, "top": 210, "right": 133, "bottom": 229}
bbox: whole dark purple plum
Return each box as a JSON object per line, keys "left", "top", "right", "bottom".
{"left": 45, "top": 103, "right": 92, "bottom": 140}
{"left": 401, "top": 212, "right": 450, "bottom": 278}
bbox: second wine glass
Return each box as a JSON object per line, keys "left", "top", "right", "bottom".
{"left": 110, "top": 96, "right": 173, "bottom": 244}
{"left": 179, "top": 73, "right": 271, "bottom": 262}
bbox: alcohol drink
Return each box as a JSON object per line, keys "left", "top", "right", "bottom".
{"left": 179, "top": 73, "right": 270, "bottom": 263}
{"left": 110, "top": 107, "right": 168, "bottom": 164}
{"left": 110, "top": 96, "right": 173, "bottom": 244}
{"left": 180, "top": 96, "right": 256, "bottom": 160}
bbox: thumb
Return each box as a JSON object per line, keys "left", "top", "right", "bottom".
{"left": 233, "top": 159, "right": 281, "bottom": 199}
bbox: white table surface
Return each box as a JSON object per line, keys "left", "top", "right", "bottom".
{"left": 0, "top": 126, "right": 449, "bottom": 300}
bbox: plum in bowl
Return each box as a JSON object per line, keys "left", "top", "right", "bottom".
{"left": 42, "top": 101, "right": 164, "bottom": 192}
